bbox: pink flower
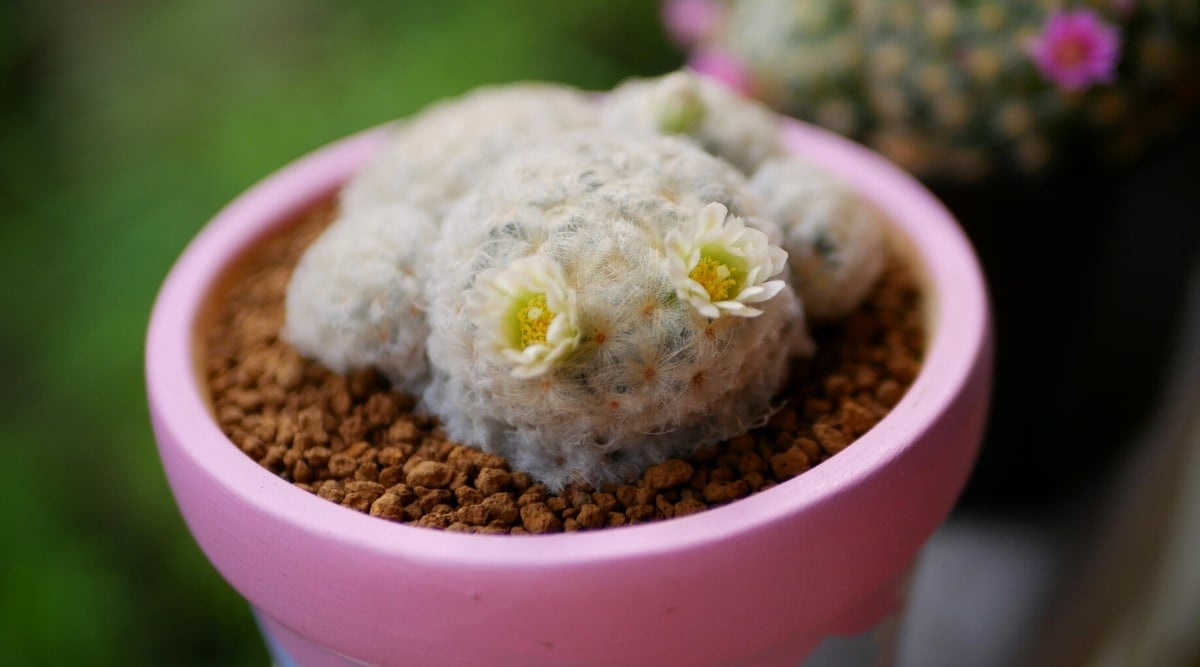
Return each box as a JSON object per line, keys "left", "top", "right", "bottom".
{"left": 687, "top": 48, "right": 754, "bottom": 96}
{"left": 662, "top": 0, "right": 721, "bottom": 47}
{"left": 1029, "top": 9, "right": 1122, "bottom": 92}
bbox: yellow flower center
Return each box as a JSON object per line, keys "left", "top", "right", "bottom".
{"left": 517, "top": 294, "right": 555, "bottom": 347}
{"left": 690, "top": 256, "right": 737, "bottom": 302}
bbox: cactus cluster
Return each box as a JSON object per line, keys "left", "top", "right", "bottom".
{"left": 284, "top": 72, "right": 887, "bottom": 490}
{"left": 666, "top": 0, "right": 1200, "bottom": 181}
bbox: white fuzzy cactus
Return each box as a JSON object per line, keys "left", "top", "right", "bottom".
{"left": 424, "top": 131, "right": 803, "bottom": 489}
{"left": 285, "top": 75, "right": 891, "bottom": 490}
{"left": 750, "top": 157, "right": 886, "bottom": 321}
{"left": 600, "top": 70, "right": 786, "bottom": 175}
{"left": 341, "top": 82, "right": 598, "bottom": 218}
{"left": 284, "top": 203, "right": 437, "bottom": 395}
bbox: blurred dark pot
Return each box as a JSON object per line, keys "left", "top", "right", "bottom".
{"left": 942, "top": 119, "right": 1200, "bottom": 510}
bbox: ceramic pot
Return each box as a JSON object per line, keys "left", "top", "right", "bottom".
{"left": 146, "top": 119, "right": 992, "bottom": 667}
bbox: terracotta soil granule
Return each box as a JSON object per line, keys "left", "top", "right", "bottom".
{"left": 204, "top": 201, "right": 925, "bottom": 535}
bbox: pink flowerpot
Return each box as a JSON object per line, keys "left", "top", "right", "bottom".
{"left": 146, "top": 120, "right": 991, "bottom": 667}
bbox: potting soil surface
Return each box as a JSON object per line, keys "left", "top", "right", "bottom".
{"left": 205, "top": 201, "right": 925, "bottom": 534}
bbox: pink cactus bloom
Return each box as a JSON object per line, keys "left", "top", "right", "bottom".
{"left": 1029, "top": 8, "right": 1122, "bottom": 92}
{"left": 662, "top": 0, "right": 720, "bottom": 47}
{"left": 687, "top": 48, "right": 754, "bottom": 96}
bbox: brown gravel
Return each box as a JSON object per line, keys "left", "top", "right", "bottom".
{"left": 204, "top": 201, "right": 925, "bottom": 534}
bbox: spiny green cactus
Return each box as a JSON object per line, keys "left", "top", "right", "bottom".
{"left": 668, "top": 0, "right": 1200, "bottom": 181}
{"left": 720, "top": 0, "right": 867, "bottom": 139}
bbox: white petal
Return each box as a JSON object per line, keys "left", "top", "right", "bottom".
{"left": 736, "top": 284, "right": 767, "bottom": 300}
{"left": 768, "top": 246, "right": 788, "bottom": 274}
{"left": 715, "top": 301, "right": 763, "bottom": 317}
{"left": 692, "top": 298, "right": 721, "bottom": 319}
{"left": 743, "top": 264, "right": 763, "bottom": 287}
{"left": 739, "top": 279, "right": 786, "bottom": 303}
{"left": 546, "top": 314, "right": 571, "bottom": 342}
{"left": 700, "top": 201, "right": 728, "bottom": 226}
{"left": 511, "top": 359, "right": 552, "bottom": 379}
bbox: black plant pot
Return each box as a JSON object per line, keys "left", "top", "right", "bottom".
{"left": 940, "top": 118, "right": 1200, "bottom": 510}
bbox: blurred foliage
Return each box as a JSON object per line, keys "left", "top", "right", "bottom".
{"left": 0, "top": 1, "right": 678, "bottom": 664}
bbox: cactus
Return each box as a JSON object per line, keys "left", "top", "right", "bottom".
{"left": 600, "top": 70, "right": 787, "bottom": 174}
{"left": 285, "top": 74, "right": 887, "bottom": 490}
{"left": 855, "top": 0, "right": 1062, "bottom": 179}
{"left": 667, "top": 0, "right": 1200, "bottom": 180}
{"left": 284, "top": 203, "right": 437, "bottom": 395}
{"left": 340, "top": 82, "right": 598, "bottom": 218}
{"left": 721, "top": 0, "right": 867, "bottom": 139}
{"left": 424, "top": 131, "right": 801, "bottom": 488}
{"left": 750, "top": 158, "right": 886, "bottom": 321}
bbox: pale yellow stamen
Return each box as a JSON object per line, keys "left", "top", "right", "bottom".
{"left": 690, "top": 256, "right": 737, "bottom": 302}
{"left": 518, "top": 294, "right": 554, "bottom": 347}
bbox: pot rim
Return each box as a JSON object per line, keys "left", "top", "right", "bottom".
{"left": 146, "top": 119, "right": 989, "bottom": 569}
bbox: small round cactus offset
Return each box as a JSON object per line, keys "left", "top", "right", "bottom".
{"left": 750, "top": 158, "right": 886, "bottom": 321}
{"left": 600, "top": 70, "right": 788, "bottom": 174}
{"left": 339, "top": 82, "right": 598, "bottom": 218}
{"left": 285, "top": 73, "right": 888, "bottom": 490}
{"left": 665, "top": 0, "right": 1200, "bottom": 181}
{"left": 284, "top": 203, "right": 437, "bottom": 396}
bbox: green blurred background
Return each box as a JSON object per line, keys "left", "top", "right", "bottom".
{"left": 0, "top": 2, "right": 678, "bottom": 664}
{"left": 4, "top": 1, "right": 1198, "bottom": 665}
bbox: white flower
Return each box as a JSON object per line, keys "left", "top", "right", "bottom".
{"left": 666, "top": 202, "right": 788, "bottom": 319}
{"left": 466, "top": 255, "right": 581, "bottom": 378}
